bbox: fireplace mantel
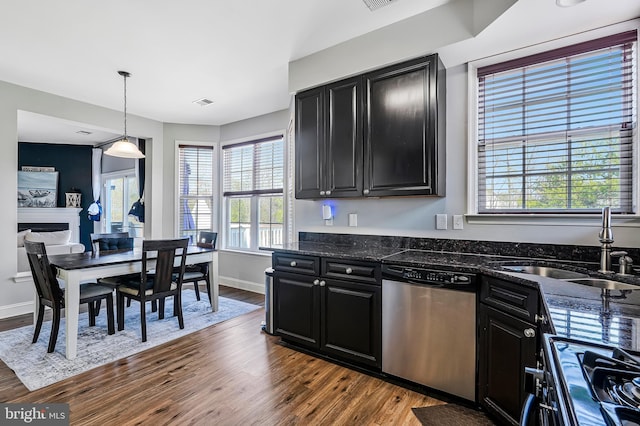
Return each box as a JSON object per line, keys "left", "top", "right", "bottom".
{"left": 18, "top": 207, "right": 82, "bottom": 243}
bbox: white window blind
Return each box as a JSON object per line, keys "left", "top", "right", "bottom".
{"left": 178, "top": 145, "right": 215, "bottom": 242}
{"left": 477, "top": 30, "right": 637, "bottom": 214}
{"left": 223, "top": 136, "right": 284, "bottom": 250}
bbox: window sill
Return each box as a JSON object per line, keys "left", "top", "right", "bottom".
{"left": 220, "top": 248, "right": 273, "bottom": 257}
{"left": 465, "top": 213, "right": 640, "bottom": 227}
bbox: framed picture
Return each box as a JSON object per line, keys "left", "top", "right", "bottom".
{"left": 18, "top": 171, "right": 58, "bottom": 208}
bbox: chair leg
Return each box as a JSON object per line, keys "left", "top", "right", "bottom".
{"left": 126, "top": 298, "right": 131, "bottom": 308}
{"left": 88, "top": 300, "right": 96, "bottom": 327}
{"left": 106, "top": 295, "right": 115, "bottom": 335}
{"left": 151, "top": 300, "right": 157, "bottom": 312}
{"left": 95, "top": 299, "right": 102, "bottom": 316}
{"left": 158, "top": 298, "right": 165, "bottom": 320}
{"left": 32, "top": 302, "right": 45, "bottom": 343}
{"left": 175, "top": 292, "right": 184, "bottom": 330}
{"left": 117, "top": 292, "right": 125, "bottom": 331}
{"left": 140, "top": 300, "right": 147, "bottom": 342}
{"left": 205, "top": 275, "right": 211, "bottom": 304}
{"left": 48, "top": 306, "right": 61, "bottom": 353}
{"left": 193, "top": 279, "right": 201, "bottom": 301}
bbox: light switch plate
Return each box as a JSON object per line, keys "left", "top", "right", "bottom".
{"left": 348, "top": 213, "right": 358, "bottom": 227}
{"left": 453, "top": 215, "right": 464, "bottom": 230}
{"left": 436, "top": 214, "right": 447, "bottom": 230}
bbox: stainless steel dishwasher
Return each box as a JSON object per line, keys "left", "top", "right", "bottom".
{"left": 382, "top": 264, "right": 477, "bottom": 402}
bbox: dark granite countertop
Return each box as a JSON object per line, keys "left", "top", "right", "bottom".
{"left": 269, "top": 239, "right": 640, "bottom": 351}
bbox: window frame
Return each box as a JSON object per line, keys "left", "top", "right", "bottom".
{"left": 221, "top": 132, "right": 287, "bottom": 253}
{"left": 174, "top": 141, "right": 218, "bottom": 242}
{"left": 100, "top": 169, "right": 143, "bottom": 236}
{"left": 467, "top": 21, "right": 640, "bottom": 223}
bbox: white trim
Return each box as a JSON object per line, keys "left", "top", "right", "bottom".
{"left": 467, "top": 19, "right": 640, "bottom": 217}
{"left": 0, "top": 301, "right": 33, "bottom": 319}
{"left": 466, "top": 213, "right": 640, "bottom": 227}
{"left": 220, "top": 275, "right": 265, "bottom": 295}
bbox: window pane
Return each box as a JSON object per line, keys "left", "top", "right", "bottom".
{"left": 259, "top": 196, "right": 283, "bottom": 248}
{"left": 179, "top": 145, "right": 215, "bottom": 243}
{"left": 228, "top": 197, "right": 251, "bottom": 249}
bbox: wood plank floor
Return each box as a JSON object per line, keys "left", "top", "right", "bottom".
{"left": 0, "top": 285, "right": 443, "bottom": 425}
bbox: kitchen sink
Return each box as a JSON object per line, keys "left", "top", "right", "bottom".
{"left": 563, "top": 278, "right": 638, "bottom": 291}
{"left": 503, "top": 265, "right": 589, "bottom": 280}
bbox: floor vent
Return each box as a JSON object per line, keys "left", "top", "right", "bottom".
{"left": 362, "top": 0, "right": 398, "bottom": 11}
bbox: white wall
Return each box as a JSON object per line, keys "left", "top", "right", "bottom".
{"left": 0, "top": 80, "right": 164, "bottom": 318}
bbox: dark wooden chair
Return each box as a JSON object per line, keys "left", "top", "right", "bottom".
{"left": 182, "top": 231, "right": 217, "bottom": 302}
{"left": 116, "top": 238, "right": 189, "bottom": 342}
{"left": 90, "top": 232, "right": 135, "bottom": 312}
{"left": 24, "top": 240, "right": 115, "bottom": 353}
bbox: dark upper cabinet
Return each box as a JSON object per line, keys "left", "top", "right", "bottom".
{"left": 295, "top": 54, "right": 445, "bottom": 199}
{"left": 295, "top": 77, "right": 362, "bottom": 199}
{"left": 364, "top": 55, "right": 445, "bottom": 197}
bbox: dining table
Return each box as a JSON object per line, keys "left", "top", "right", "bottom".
{"left": 47, "top": 246, "right": 218, "bottom": 360}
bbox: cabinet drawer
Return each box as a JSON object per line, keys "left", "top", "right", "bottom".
{"left": 322, "top": 258, "right": 380, "bottom": 284}
{"left": 273, "top": 254, "right": 319, "bottom": 275}
{"left": 480, "top": 275, "right": 539, "bottom": 323}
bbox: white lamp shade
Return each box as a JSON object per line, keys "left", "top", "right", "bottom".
{"left": 104, "top": 139, "right": 145, "bottom": 158}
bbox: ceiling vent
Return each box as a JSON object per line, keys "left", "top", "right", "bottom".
{"left": 362, "top": 0, "right": 398, "bottom": 11}
{"left": 76, "top": 130, "right": 92, "bottom": 135}
{"left": 193, "top": 98, "right": 214, "bottom": 107}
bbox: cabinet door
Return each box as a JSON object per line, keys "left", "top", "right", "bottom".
{"left": 321, "top": 279, "right": 381, "bottom": 368}
{"left": 325, "top": 77, "right": 363, "bottom": 197}
{"left": 364, "top": 55, "right": 443, "bottom": 197}
{"left": 479, "top": 304, "right": 538, "bottom": 425}
{"left": 295, "top": 87, "right": 325, "bottom": 199}
{"left": 274, "top": 272, "right": 320, "bottom": 348}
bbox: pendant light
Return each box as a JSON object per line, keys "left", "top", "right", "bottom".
{"left": 105, "top": 70, "right": 145, "bottom": 159}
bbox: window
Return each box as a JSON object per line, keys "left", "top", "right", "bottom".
{"left": 102, "top": 171, "right": 143, "bottom": 237}
{"left": 476, "top": 31, "right": 637, "bottom": 214}
{"left": 223, "top": 135, "right": 284, "bottom": 251}
{"left": 177, "top": 144, "right": 216, "bottom": 243}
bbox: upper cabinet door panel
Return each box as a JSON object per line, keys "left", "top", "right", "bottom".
{"left": 364, "top": 55, "right": 444, "bottom": 197}
{"left": 295, "top": 87, "right": 325, "bottom": 199}
{"left": 326, "top": 77, "right": 363, "bottom": 197}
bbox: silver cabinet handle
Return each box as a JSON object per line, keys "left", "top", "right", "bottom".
{"left": 535, "top": 314, "right": 546, "bottom": 324}
{"left": 313, "top": 279, "right": 320, "bottom": 286}
{"left": 319, "top": 280, "right": 326, "bottom": 287}
{"left": 325, "top": 190, "right": 331, "bottom": 196}
{"left": 290, "top": 261, "right": 297, "bottom": 267}
{"left": 363, "top": 189, "right": 370, "bottom": 195}
{"left": 320, "top": 191, "right": 326, "bottom": 196}
{"left": 345, "top": 268, "right": 353, "bottom": 274}
{"left": 524, "top": 328, "right": 536, "bottom": 338}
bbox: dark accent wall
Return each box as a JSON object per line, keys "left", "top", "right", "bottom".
{"left": 18, "top": 142, "right": 93, "bottom": 249}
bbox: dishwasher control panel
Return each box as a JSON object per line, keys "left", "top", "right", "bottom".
{"left": 382, "top": 265, "right": 477, "bottom": 289}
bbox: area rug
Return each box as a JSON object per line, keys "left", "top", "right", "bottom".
{"left": 0, "top": 290, "right": 260, "bottom": 391}
{"left": 412, "top": 404, "right": 496, "bottom": 426}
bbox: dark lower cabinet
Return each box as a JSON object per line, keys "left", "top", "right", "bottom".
{"left": 479, "top": 304, "right": 537, "bottom": 425}
{"left": 273, "top": 256, "right": 382, "bottom": 369}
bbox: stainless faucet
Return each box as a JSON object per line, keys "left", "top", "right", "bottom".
{"left": 598, "top": 206, "right": 614, "bottom": 273}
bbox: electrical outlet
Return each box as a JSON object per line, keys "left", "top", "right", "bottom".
{"left": 436, "top": 214, "right": 448, "bottom": 230}
{"left": 453, "top": 215, "right": 464, "bottom": 230}
{"left": 348, "top": 213, "right": 358, "bottom": 227}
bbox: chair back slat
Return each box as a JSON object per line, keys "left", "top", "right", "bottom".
{"left": 142, "top": 238, "right": 189, "bottom": 294}
{"left": 24, "top": 240, "right": 63, "bottom": 304}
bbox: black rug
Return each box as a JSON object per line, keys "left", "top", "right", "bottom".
{"left": 412, "top": 404, "right": 496, "bottom": 426}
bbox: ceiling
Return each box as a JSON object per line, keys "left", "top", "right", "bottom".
{"left": 4, "top": 0, "right": 640, "bottom": 144}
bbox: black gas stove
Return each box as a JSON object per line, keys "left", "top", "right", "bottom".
{"left": 542, "top": 335, "right": 640, "bottom": 425}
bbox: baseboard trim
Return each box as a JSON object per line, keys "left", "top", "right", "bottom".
{"left": 0, "top": 301, "right": 33, "bottom": 320}
{"left": 219, "top": 276, "right": 264, "bottom": 295}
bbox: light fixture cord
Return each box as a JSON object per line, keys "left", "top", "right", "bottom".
{"left": 123, "top": 73, "right": 128, "bottom": 140}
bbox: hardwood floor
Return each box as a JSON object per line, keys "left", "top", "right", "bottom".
{"left": 0, "top": 285, "right": 442, "bottom": 425}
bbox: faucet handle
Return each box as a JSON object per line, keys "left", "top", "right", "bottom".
{"left": 611, "top": 251, "right": 633, "bottom": 275}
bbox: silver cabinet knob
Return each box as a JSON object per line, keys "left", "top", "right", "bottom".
{"left": 325, "top": 190, "right": 331, "bottom": 196}
{"left": 535, "top": 314, "right": 547, "bottom": 324}
{"left": 363, "top": 189, "right": 370, "bottom": 195}
{"left": 313, "top": 279, "right": 320, "bottom": 286}
{"left": 319, "top": 280, "right": 326, "bottom": 287}
{"left": 290, "top": 261, "right": 297, "bottom": 267}
{"left": 524, "top": 328, "right": 536, "bottom": 338}
{"left": 345, "top": 268, "right": 353, "bottom": 274}
{"left": 319, "top": 191, "right": 326, "bottom": 196}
